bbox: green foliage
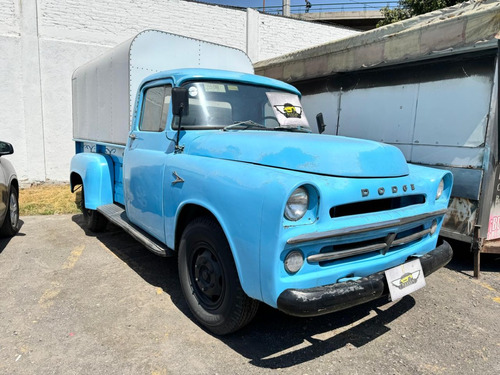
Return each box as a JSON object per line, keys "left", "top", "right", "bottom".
{"left": 377, "top": 0, "right": 467, "bottom": 27}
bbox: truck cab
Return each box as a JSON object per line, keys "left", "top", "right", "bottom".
{"left": 70, "top": 30, "right": 453, "bottom": 335}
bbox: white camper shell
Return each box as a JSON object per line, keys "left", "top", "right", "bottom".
{"left": 72, "top": 30, "right": 253, "bottom": 145}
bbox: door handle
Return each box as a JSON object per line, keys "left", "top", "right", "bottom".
{"left": 129, "top": 133, "right": 137, "bottom": 140}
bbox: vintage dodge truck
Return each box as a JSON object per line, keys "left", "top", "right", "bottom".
{"left": 70, "top": 30, "right": 453, "bottom": 334}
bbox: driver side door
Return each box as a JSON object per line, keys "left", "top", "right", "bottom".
{"left": 123, "top": 82, "right": 173, "bottom": 243}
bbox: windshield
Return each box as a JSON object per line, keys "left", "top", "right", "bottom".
{"left": 173, "top": 81, "right": 310, "bottom": 132}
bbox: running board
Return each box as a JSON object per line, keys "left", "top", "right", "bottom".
{"left": 97, "top": 204, "right": 174, "bottom": 257}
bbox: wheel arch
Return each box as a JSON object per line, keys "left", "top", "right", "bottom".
{"left": 10, "top": 178, "right": 18, "bottom": 196}
{"left": 174, "top": 202, "right": 256, "bottom": 298}
{"left": 175, "top": 203, "right": 218, "bottom": 252}
{"left": 70, "top": 153, "right": 114, "bottom": 210}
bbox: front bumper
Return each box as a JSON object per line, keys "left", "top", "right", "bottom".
{"left": 277, "top": 240, "right": 453, "bottom": 317}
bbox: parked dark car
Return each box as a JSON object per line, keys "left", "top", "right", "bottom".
{"left": 0, "top": 141, "right": 20, "bottom": 237}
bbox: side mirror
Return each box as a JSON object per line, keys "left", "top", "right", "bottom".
{"left": 0, "top": 141, "right": 14, "bottom": 156}
{"left": 172, "top": 87, "right": 189, "bottom": 116}
{"left": 316, "top": 113, "right": 326, "bottom": 134}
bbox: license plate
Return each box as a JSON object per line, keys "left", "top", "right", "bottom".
{"left": 385, "top": 259, "right": 426, "bottom": 301}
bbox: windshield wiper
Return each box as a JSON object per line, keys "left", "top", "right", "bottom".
{"left": 272, "top": 126, "right": 311, "bottom": 133}
{"left": 223, "top": 121, "right": 268, "bottom": 131}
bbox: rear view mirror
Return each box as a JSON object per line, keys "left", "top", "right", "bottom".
{"left": 316, "top": 113, "right": 326, "bottom": 134}
{"left": 172, "top": 87, "right": 189, "bottom": 116}
{"left": 0, "top": 141, "right": 14, "bottom": 156}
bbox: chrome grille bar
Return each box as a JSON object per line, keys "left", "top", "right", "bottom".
{"left": 307, "top": 226, "right": 432, "bottom": 263}
{"left": 287, "top": 209, "right": 446, "bottom": 245}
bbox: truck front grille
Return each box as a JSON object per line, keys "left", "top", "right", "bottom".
{"left": 329, "top": 194, "right": 426, "bottom": 219}
{"left": 307, "top": 224, "right": 429, "bottom": 265}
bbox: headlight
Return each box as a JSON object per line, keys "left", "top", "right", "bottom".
{"left": 284, "top": 250, "right": 304, "bottom": 274}
{"left": 436, "top": 179, "right": 445, "bottom": 200}
{"left": 285, "top": 186, "right": 309, "bottom": 221}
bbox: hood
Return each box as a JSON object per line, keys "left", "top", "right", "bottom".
{"left": 186, "top": 131, "right": 409, "bottom": 178}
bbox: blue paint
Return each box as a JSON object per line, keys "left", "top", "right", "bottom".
{"left": 70, "top": 152, "right": 114, "bottom": 209}
{"left": 186, "top": 131, "right": 409, "bottom": 178}
{"left": 71, "top": 68, "right": 453, "bottom": 310}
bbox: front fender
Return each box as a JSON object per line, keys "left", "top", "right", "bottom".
{"left": 70, "top": 153, "right": 114, "bottom": 210}
{"left": 165, "top": 155, "right": 305, "bottom": 303}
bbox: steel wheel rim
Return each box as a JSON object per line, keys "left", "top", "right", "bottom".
{"left": 9, "top": 192, "right": 18, "bottom": 228}
{"left": 190, "top": 244, "right": 225, "bottom": 310}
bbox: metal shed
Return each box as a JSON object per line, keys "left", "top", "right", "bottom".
{"left": 255, "top": 0, "right": 500, "bottom": 277}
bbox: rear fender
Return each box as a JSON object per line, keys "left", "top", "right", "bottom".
{"left": 70, "top": 153, "right": 114, "bottom": 210}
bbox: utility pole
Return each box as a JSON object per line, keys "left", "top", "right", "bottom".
{"left": 283, "top": 0, "right": 290, "bottom": 16}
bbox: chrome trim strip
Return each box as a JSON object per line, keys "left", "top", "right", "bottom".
{"left": 289, "top": 208, "right": 447, "bottom": 245}
{"left": 307, "top": 227, "right": 432, "bottom": 263}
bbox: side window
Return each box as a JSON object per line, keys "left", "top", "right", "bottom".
{"left": 140, "top": 85, "right": 172, "bottom": 132}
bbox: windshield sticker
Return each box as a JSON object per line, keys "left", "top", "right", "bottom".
{"left": 266, "top": 92, "right": 309, "bottom": 128}
{"left": 203, "top": 83, "right": 226, "bottom": 93}
{"left": 275, "top": 103, "right": 302, "bottom": 118}
{"left": 227, "top": 85, "right": 239, "bottom": 91}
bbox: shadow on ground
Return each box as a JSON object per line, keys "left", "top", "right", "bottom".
{"left": 445, "top": 238, "right": 500, "bottom": 276}
{"left": 0, "top": 219, "right": 25, "bottom": 254}
{"left": 73, "top": 214, "right": 417, "bottom": 368}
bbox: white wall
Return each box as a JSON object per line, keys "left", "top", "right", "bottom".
{"left": 0, "top": 0, "right": 358, "bottom": 183}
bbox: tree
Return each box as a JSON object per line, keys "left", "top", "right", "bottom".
{"left": 377, "top": 0, "right": 467, "bottom": 27}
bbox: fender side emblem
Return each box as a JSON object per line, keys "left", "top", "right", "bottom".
{"left": 172, "top": 171, "right": 184, "bottom": 185}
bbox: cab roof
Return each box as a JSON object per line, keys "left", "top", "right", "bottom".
{"left": 140, "top": 68, "right": 301, "bottom": 96}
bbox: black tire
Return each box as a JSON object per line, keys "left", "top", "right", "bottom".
{"left": 0, "top": 186, "right": 20, "bottom": 237}
{"left": 79, "top": 186, "right": 107, "bottom": 232}
{"left": 178, "top": 217, "right": 259, "bottom": 335}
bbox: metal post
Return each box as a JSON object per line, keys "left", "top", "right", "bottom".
{"left": 283, "top": 0, "right": 290, "bottom": 16}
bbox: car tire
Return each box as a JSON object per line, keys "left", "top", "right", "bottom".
{"left": 80, "top": 186, "right": 107, "bottom": 232}
{"left": 178, "top": 216, "right": 259, "bottom": 335}
{"left": 0, "top": 185, "right": 20, "bottom": 237}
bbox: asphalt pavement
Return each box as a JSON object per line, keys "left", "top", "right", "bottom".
{"left": 1, "top": 215, "right": 499, "bottom": 374}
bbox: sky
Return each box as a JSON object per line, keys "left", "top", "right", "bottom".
{"left": 197, "top": 1, "right": 332, "bottom": 5}
{"left": 195, "top": 1, "right": 388, "bottom": 13}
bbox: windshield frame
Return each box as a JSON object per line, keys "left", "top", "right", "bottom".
{"left": 170, "top": 79, "right": 310, "bottom": 133}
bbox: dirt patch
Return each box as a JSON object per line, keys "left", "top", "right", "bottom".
{"left": 19, "top": 184, "right": 80, "bottom": 216}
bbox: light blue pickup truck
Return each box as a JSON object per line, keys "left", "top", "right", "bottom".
{"left": 70, "top": 30, "right": 453, "bottom": 335}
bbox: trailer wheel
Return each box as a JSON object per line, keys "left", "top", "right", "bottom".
{"left": 178, "top": 216, "right": 259, "bottom": 335}
{"left": 79, "top": 187, "right": 107, "bottom": 232}
{"left": 0, "top": 186, "right": 20, "bottom": 237}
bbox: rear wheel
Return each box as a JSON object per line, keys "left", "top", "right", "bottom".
{"left": 0, "top": 186, "right": 20, "bottom": 237}
{"left": 178, "top": 217, "right": 259, "bottom": 335}
{"left": 79, "top": 186, "right": 107, "bottom": 232}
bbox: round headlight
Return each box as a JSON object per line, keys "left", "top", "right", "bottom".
{"left": 436, "top": 179, "right": 445, "bottom": 200}
{"left": 285, "top": 187, "right": 309, "bottom": 221}
{"left": 284, "top": 250, "right": 304, "bottom": 274}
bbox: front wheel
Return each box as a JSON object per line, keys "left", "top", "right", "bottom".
{"left": 79, "top": 186, "right": 107, "bottom": 232}
{"left": 178, "top": 217, "right": 259, "bottom": 335}
{"left": 0, "top": 186, "right": 20, "bottom": 237}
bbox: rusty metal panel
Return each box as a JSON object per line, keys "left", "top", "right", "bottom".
{"left": 442, "top": 197, "right": 478, "bottom": 239}
{"left": 409, "top": 145, "right": 485, "bottom": 168}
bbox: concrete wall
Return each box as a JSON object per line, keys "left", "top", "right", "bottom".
{"left": 0, "top": 0, "right": 357, "bottom": 183}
